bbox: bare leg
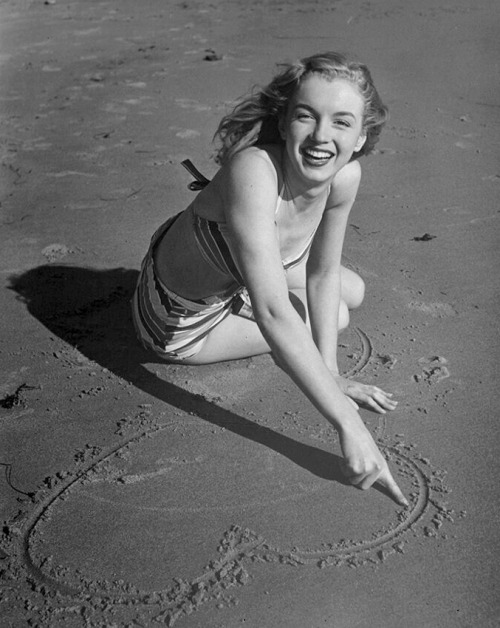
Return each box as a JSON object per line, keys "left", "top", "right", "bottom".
{"left": 285, "top": 262, "right": 365, "bottom": 308}
{"left": 338, "top": 266, "right": 365, "bottom": 329}
{"left": 181, "top": 264, "right": 364, "bottom": 365}
{"left": 284, "top": 262, "right": 364, "bottom": 331}
{"left": 341, "top": 266, "right": 365, "bottom": 309}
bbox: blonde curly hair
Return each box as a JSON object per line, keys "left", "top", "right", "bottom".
{"left": 213, "top": 51, "right": 388, "bottom": 165}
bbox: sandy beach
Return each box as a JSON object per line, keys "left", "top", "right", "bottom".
{"left": 1, "top": 0, "right": 499, "bottom": 625}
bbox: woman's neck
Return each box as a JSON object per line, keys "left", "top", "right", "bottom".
{"left": 281, "top": 161, "right": 331, "bottom": 208}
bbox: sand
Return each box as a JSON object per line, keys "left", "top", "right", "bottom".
{"left": 1, "top": 0, "right": 499, "bottom": 626}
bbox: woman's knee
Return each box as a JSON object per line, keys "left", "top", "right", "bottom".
{"left": 341, "top": 268, "right": 365, "bottom": 310}
{"left": 338, "top": 300, "right": 350, "bottom": 330}
{"left": 351, "top": 273, "right": 365, "bottom": 309}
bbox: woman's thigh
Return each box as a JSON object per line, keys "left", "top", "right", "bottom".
{"left": 183, "top": 264, "right": 365, "bottom": 365}
{"left": 180, "top": 312, "right": 270, "bottom": 364}
{"left": 181, "top": 290, "right": 308, "bottom": 365}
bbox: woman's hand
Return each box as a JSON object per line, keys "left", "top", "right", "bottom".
{"left": 334, "top": 375, "right": 398, "bottom": 414}
{"left": 339, "top": 418, "right": 408, "bottom": 506}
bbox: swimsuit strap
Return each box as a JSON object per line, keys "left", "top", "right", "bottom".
{"left": 275, "top": 179, "right": 286, "bottom": 215}
{"left": 182, "top": 159, "right": 313, "bottom": 274}
{"left": 182, "top": 159, "right": 285, "bottom": 207}
{"left": 181, "top": 159, "right": 211, "bottom": 190}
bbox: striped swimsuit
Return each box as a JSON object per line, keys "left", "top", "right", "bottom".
{"left": 132, "top": 181, "right": 317, "bottom": 361}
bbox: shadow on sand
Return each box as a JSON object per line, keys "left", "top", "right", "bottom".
{"left": 9, "top": 264, "right": 351, "bottom": 486}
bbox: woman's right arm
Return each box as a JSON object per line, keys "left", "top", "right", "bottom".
{"left": 221, "top": 150, "right": 407, "bottom": 506}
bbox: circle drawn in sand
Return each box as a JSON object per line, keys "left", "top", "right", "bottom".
{"left": 258, "top": 445, "right": 429, "bottom": 562}
{"left": 2, "top": 408, "right": 455, "bottom": 627}
{"left": 342, "top": 327, "right": 373, "bottom": 378}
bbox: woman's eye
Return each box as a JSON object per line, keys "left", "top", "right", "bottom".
{"left": 335, "top": 119, "right": 351, "bottom": 128}
{"left": 297, "top": 112, "right": 313, "bottom": 120}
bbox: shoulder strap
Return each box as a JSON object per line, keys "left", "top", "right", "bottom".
{"left": 181, "top": 159, "right": 211, "bottom": 191}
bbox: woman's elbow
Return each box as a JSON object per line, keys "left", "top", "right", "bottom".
{"left": 253, "top": 299, "right": 299, "bottom": 331}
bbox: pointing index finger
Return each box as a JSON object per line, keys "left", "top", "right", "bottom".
{"left": 376, "top": 469, "right": 409, "bottom": 507}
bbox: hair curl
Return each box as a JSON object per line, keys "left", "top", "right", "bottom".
{"left": 213, "top": 51, "right": 388, "bottom": 165}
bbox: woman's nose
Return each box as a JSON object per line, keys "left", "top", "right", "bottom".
{"left": 311, "top": 119, "right": 331, "bottom": 143}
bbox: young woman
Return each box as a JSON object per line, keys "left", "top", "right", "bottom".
{"left": 133, "top": 52, "right": 408, "bottom": 506}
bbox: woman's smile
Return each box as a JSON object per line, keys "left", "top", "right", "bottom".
{"left": 281, "top": 74, "right": 366, "bottom": 187}
{"left": 300, "top": 146, "right": 336, "bottom": 167}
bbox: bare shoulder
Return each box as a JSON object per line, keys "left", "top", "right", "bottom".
{"left": 221, "top": 146, "right": 279, "bottom": 195}
{"left": 216, "top": 147, "right": 283, "bottom": 241}
{"left": 195, "top": 147, "right": 279, "bottom": 222}
{"left": 328, "top": 160, "right": 362, "bottom": 208}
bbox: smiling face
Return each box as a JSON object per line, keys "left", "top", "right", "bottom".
{"left": 280, "top": 73, "right": 367, "bottom": 189}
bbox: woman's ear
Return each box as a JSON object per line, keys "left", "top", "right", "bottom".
{"left": 354, "top": 133, "right": 367, "bottom": 153}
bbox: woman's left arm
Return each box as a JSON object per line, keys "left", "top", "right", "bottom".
{"left": 306, "top": 161, "right": 397, "bottom": 414}
{"left": 306, "top": 161, "right": 360, "bottom": 373}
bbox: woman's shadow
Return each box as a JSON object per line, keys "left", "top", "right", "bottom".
{"left": 9, "top": 264, "right": 349, "bottom": 485}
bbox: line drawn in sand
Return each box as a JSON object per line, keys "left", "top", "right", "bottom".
{"left": 1, "top": 425, "right": 458, "bottom": 626}
{"left": 342, "top": 327, "right": 373, "bottom": 378}
{"left": 0, "top": 330, "right": 459, "bottom": 626}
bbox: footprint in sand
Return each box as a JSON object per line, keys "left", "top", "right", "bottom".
{"left": 41, "top": 244, "right": 73, "bottom": 263}
{"left": 174, "top": 128, "right": 201, "bottom": 139}
{"left": 414, "top": 355, "right": 450, "bottom": 384}
{"left": 407, "top": 301, "right": 457, "bottom": 318}
{"left": 481, "top": 174, "right": 500, "bottom": 182}
{"left": 175, "top": 98, "right": 211, "bottom": 112}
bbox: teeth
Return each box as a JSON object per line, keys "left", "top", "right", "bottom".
{"left": 303, "top": 148, "right": 332, "bottom": 159}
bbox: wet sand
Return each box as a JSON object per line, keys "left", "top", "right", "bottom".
{"left": 1, "top": 0, "right": 499, "bottom": 626}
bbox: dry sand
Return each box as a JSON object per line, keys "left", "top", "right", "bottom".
{"left": 1, "top": 0, "right": 499, "bottom": 626}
